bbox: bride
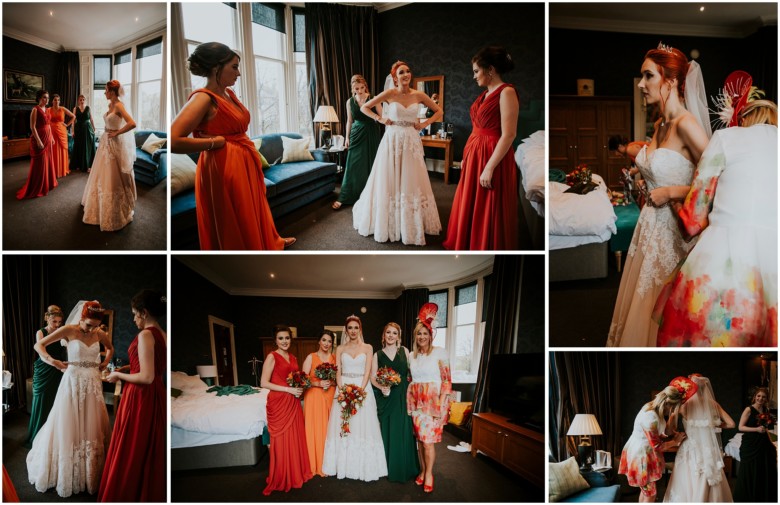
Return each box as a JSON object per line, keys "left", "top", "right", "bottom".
{"left": 82, "top": 79, "right": 137, "bottom": 231}
{"left": 321, "top": 315, "right": 388, "bottom": 481}
{"left": 352, "top": 61, "right": 443, "bottom": 245}
{"left": 26, "top": 300, "right": 112, "bottom": 497}
{"left": 663, "top": 374, "right": 735, "bottom": 502}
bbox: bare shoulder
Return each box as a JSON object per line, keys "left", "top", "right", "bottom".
{"left": 362, "top": 342, "right": 373, "bottom": 354}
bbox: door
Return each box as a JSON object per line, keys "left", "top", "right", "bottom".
{"left": 209, "top": 316, "right": 237, "bottom": 386}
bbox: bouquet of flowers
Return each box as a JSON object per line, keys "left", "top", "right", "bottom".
{"left": 375, "top": 366, "right": 402, "bottom": 396}
{"left": 314, "top": 362, "right": 338, "bottom": 391}
{"left": 286, "top": 370, "right": 311, "bottom": 389}
{"left": 564, "top": 164, "right": 599, "bottom": 195}
{"left": 756, "top": 411, "right": 777, "bottom": 444}
{"left": 337, "top": 385, "right": 367, "bottom": 437}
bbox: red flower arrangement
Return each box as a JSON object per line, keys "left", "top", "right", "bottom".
{"left": 757, "top": 411, "right": 776, "bottom": 428}
{"left": 375, "top": 366, "right": 402, "bottom": 396}
{"left": 337, "top": 384, "right": 367, "bottom": 437}
{"left": 286, "top": 370, "right": 311, "bottom": 389}
{"left": 314, "top": 362, "right": 338, "bottom": 391}
{"left": 565, "top": 164, "right": 592, "bottom": 186}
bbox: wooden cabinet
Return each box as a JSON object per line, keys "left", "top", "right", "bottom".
{"left": 3, "top": 137, "right": 29, "bottom": 160}
{"left": 471, "top": 412, "right": 544, "bottom": 488}
{"left": 261, "top": 338, "right": 320, "bottom": 364}
{"left": 550, "top": 96, "right": 631, "bottom": 190}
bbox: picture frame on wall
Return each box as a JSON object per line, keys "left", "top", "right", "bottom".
{"left": 4, "top": 69, "right": 44, "bottom": 103}
{"left": 324, "top": 325, "right": 343, "bottom": 344}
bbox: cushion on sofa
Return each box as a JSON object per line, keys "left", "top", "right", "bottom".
{"left": 141, "top": 133, "right": 167, "bottom": 154}
{"left": 251, "top": 138, "right": 271, "bottom": 169}
{"left": 171, "top": 153, "right": 198, "bottom": 196}
{"left": 549, "top": 457, "right": 590, "bottom": 502}
{"left": 134, "top": 150, "right": 158, "bottom": 171}
{"left": 281, "top": 136, "right": 314, "bottom": 163}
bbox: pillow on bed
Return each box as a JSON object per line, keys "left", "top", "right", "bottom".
{"left": 549, "top": 174, "right": 617, "bottom": 237}
{"left": 171, "top": 371, "right": 209, "bottom": 394}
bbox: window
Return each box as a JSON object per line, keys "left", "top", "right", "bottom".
{"left": 428, "top": 290, "right": 448, "bottom": 349}
{"left": 252, "top": 6, "right": 286, "bottom": 134}
{"left": 136, "top": 37, "right": 163, "bottom": 130}
{"left": 113, "top": 49, "right": 132, "bottom": 122}
{"left": 182, "top": 2, "right": 239, "bottom": 96}
{"left": 453, "top": 283, "right": 478, "bottom": 381}
{"left": 92, "top": 55, "right": 112, "bottom": 130}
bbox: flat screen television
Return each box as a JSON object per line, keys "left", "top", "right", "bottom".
{"left": 488, "top": 352, "right": 544, "bottom": 433}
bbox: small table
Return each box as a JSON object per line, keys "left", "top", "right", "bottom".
{"left": 311, "top": 148, "right": 347, "bottom": 172}
{"left": 420, "top": 135, "right": 454, "bottom": 184}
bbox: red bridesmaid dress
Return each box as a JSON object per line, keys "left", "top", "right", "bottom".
{"left": 17, "top": 106, "right": 57, "bottom": 199}
{"left": 443, "top": 83, "right": 519, "bottom": 250}
{"left": 98, "top": 327, "right": 166, "bottom": 502}
{"left": 49, "top": 107, "right": 70, "bottom": 178}
{"left": 263, "top": 351, "right": 313, "bottom": 495}
{"left": 191, "top": 88, "right": 285, "bottom": 250}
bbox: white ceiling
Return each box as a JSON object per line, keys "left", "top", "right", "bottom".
{"left": 550, "top": 3, "right": 777, "bottom": 38}
{"left": 177, "top": 254, "right": 495, "bottom": 299}
{"left": 3, "top": 3, "right": 166, "bottom": 52}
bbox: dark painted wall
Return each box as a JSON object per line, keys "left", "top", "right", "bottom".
{"left": 377, "top": 3, "right": 545, "bottom": 159}
{"left": 518, "top": 255, "right": 544, "bottom": 351}
{"left": 48, "top": 255, "right": 167, "bottom": 364}
{"left": 619, "top": 352, "right": 776, "bottom": 450}
{"left": 549, "top": 27, "right": 778, "bottom": 103}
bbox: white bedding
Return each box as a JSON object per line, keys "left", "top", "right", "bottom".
{"left": 549, "top": 174, "right": 617, "bottom": 243}
{"left": 515, "top": 130, "right": 545, "bottom": 217}
{"left": 549, "top": 230, "right": 613, "bottom": 251}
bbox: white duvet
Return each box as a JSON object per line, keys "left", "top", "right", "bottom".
{"left": 515, "top": 130, "right": 545, "bottom": 216}
{"left": 171, "top": 385, "right": 268, "bottom": 438}
{"left": 549, "top": 174, "right": 617, "bottom": 237}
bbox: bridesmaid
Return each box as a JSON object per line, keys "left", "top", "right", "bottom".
{"left": 407, "top": 304, "right": 451, "bottom": 493}
{"left": 260, "top": 325, "right": 312, "bottom": 495}
{"left": 301, "top": 330, "right": 337, "bottom": 477}
{"left": 370, "top": 322, "right": 420, "bottom": 482}
{"left": 70, "top": 95, "right": 97, "bottom": 172}
{"left": 98, "top": 290, "right": 167, "bottom": 502}
{"left": 332, "top": 74, "right": 382, "bottom": 210}
{"left": 444, "top": 45, "right": 520, "bottom": 250}
{"left": 17, "top": 89, "right": 57, "bottom": 199}
{"left": 26, "top": 305, "right": 65, "bottom": 445}
{"left": 49, "top": 94, "right": 75, "bottom": 178}
{"left": 171, "top": 41, "right": 295, "bottom": 250}
{"left": 734, "top": 387, "right": 778, "bottom": 502}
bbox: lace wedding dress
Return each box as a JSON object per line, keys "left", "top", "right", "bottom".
{"left": 81, "top": 110, "right": 137, "bottom": 231}
{"left": 26, "top": 339, "right": 110, "bottom": 497}
{"left": 321, "top": 353, "right": 388, "bottom": 481}
{"left": 607, "top": 145, "right": 696, "bottom": 346}
{"left": 352, "top": 101, "right": 442, "bottom": 245}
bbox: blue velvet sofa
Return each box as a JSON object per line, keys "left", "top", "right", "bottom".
{"left": 171, "top": 132, "right": 338, "bottom": 250}
{"left": 560, "top": 471, "right": 621, "bottom": 502}
{"left": 134, "top": 129, "right": 167, "bottom": 186}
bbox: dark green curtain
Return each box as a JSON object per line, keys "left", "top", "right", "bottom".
{"left": 2, "top": 256, "right": 50, "bottom": 410}
{"left": 398, "top": 288, "right": 428, "bottom": 349}
{"left": 550, "top": 352, "right": 621, "bottom": 463}
{"left": 305, "top": 3, "right": 378, "bottom": 139}
{"left": 55, "top": 52, "right": 80, "bottom": 109}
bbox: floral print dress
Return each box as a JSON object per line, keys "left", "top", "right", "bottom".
{"left": 407, "top": 347, "right": 451, "bottom": 444}
{"left": 618, "top": 406, "right": 665, "bottom": 495}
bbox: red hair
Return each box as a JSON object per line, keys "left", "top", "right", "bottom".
{"left": 390, "top": 61, "right": 410, "bottom": 86}
{"left": 81, "top": 301, "right": 104, "bottom": 321}
{"left": 106, "top": 80, "right": 121, "bottom": 96}
{"left": 345, "top": 314, "right": 362, "bottom": 332}
{"left": 644, "top": 47, "right": 689, "bottom": 98}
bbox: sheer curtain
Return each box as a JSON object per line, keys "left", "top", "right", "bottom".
{"left": 305, "top": 3, "right": 378, "bottom": 140}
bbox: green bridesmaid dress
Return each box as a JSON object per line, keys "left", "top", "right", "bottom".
{"left": 70, "top": 105, "right": 96, "bottom": 171}
{"left": 26, "top": 328, "right": 66, "bottom": 445}
{"left": 373, "top": 347, "right": 420, "bottom": 482}
{"left": 337, "top": 96, "right": 381, "bottom": 205}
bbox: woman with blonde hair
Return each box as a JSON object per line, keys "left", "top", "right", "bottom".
{"left": 333, "top": 74, "right": 382, "bottom": 210}
{"left": 734, "top": 386, "right": 777, "bottom": 502}
{"left": 26, "top": 305, "right": 66, "bottom": 444}
{"left": 370, "top": 322, "right": 419, "bottom": 482}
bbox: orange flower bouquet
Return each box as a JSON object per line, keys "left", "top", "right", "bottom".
{"left": 375, "top": 366, "right": 402, "bottom": 396}
{"left": 337, "top": 384, "right": 367, "bottom": 437}
{"left": 286, "top": 370, "right": 311, "bottom": 389}
{"left": 314, "top": 362, "right": 338, "bottom": 391}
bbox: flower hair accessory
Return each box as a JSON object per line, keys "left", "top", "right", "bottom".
{"left": 669, "top": 376, "right": 698, "bottom": 404}
{"left": 711, "top": 70, "right": 765, "bottom": 129}
{"left": 417, "top": 303, "right": 438, "bottom": 336}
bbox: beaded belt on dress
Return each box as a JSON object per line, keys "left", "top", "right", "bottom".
{"left": 341, "top": 372, "right": 363, "bottom": 378}
{"left": 390, "top": 121, "right": 416, "bottom": 127}
{"left": 70, "top": 361, "right": 99, "bottom": 368}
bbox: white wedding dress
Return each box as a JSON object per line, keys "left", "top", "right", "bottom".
{"left": 352, "top": 101, "right": 442, "bottom": 245}
{"left": 321, "top": 353, "right": 388, "bottom": 481}
{"left": 81, "top": 110, "right": 137, "bottom": 231}
{"left": 26, "top": 339, "right": 110, "bottom": 497}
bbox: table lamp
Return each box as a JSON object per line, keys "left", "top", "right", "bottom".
{"left": 196, "top": 365, "right": 218, "bottom": 386}
{"left": 567, "top": 413, "right": 603, "bottom": 471}
{"left": 313, "top": 105, "right": 340, "bottom": 149}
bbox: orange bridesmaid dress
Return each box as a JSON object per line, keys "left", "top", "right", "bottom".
{"left": 190, "top": 88, "right": 285, "bottom": 250}
{"left": 303, "top": 352, "right": 336, "bottom": 477}
{"left": 263, "top": 351, "right": 313, "bottom": 495}
{"left": 49, "top": 107, "right": 69, "bottom": 178}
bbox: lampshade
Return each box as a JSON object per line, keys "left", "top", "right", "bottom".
{"left": 567, "top": 414, "right": 603, "bottom": 436}
{"left": 196, "top": 365, "right": 218, "bottom": 379}
{"left": 313, "top": 105, "right": 340, "bottom": 123}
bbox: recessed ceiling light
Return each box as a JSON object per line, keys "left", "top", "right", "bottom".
{"left": 699, "top": 6, "right": 705, "bottom": 12}
{"left": 270, "top": 273, "right": 275, "bottom": 278}
{"left": 135, "top": 17, "right": 139, "bottom": 22}
{"left": 49, "top": 11, "right": 54, "bottom": 16}
{"left": 360, "top": 277, "right": 364, "bottom": 282}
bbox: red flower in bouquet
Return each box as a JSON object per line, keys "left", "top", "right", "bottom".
{"left": 565, "top": 164, "right": 592, "bottom": 186}
{"left": 286, "top": 370, "right": 312, "bottom": 389}
{"left": 375, "top": 366, "right": 402, "bottom": 396}
{"left": 314, "top": 362, "right": 338, "bottom": 390}
{"left": 337, "top": 384, "right": 367, "bottom": 437}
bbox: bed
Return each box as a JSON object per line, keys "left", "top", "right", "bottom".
{"left": 515, "top": 130, "right": 545, "bottom": 250}
{"left": 549, "top": 174, "right": 617, "bottom": 281}
{"left": 171, "top": 372, "right": 269, "bottom": 471}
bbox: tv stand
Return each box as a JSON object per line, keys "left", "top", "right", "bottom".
{"left": 471, "top": 412, "right": 543, "bottom": 488}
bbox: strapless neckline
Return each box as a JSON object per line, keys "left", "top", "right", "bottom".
{"left": 642, "top": 145, "right": 693, "bottom": 166}
{"left": 70, "top": 339, "right": 100, "bottom": 348}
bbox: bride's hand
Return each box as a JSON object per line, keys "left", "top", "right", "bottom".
{"left": 107, "top": 131, "right": 118, "bottom": 139}
{"left": 51, "top": 359, "right": 68, "bottom": 371}
{"left": 648, "top": 187, "right": 670, "bottom": 207}
{"left": 380, "top": 117, "right": 392, "bottom": 126}
{"left": 414, "top": 122, "right": 425, "bottom": 131}
{"left": 99, "top": 361, "right": 110, "bottom": 371}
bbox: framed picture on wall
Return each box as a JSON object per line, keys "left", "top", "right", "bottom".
{"left": 324, "top": 325, "right": 343, "bottom": 345}
{"left": 4, "top": 69, "right": 44, "bottom": 103}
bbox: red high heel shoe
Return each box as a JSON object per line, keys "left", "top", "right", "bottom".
{"left": 415, "top": 475, "right": 424, "bottom": 486}
{"left": 424, "top": 477, "right": 434, "bottom": 493}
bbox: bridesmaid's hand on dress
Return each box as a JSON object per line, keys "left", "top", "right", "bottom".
{"left": 51, "top": 359, "right": 68, "bottom": 371}
{"left": 288, "top": 386, "right": 303, "bottom": 398}
{"left": 479, "top": 169, "right": 494, "bottom": 190}
{"left": 212, "top": 136, "right": 226, "bottom": 149}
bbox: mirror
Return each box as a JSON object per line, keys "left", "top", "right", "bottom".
{"left": 412, "top": 75, "right": 444, "bottom": 118}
